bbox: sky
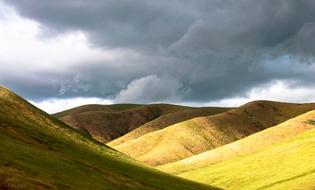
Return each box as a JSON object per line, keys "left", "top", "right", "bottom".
{"left": 0, "top": 0, "right": 314, "bottom": 113}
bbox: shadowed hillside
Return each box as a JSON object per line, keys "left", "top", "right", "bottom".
{"left": 108, "top": 107, "right": 231, "bottom": 147}
{"left": 180, "top": 110, "right": 315, "bottom": 190}
{"left": 0, "top": 85, "right": 220, "bottom": 190}
{"left": 54, "top": 104, "right": 191, "bottom": 143}
{"left": 55, "top": 104, "right": 229, "bottom": 144}
{"left": 112, "top": 101, "right": 315, "bottom": 166}
{"left": 158, "top": 110, "right": 315, "bottom": 174}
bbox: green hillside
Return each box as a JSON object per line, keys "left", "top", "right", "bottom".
{"left": 0, "top": 85, "right": 219, "bottom": 190}
{"left": 159, "top": 110, "right": 315, "bottom": 174}
{"left": 112, "top": 101, "right": 315, "bottom": 166}
{"left": 108, "top": 107, "right": 230, "bottom": 147}
{"left": 180, "top": 111, "right": 315, "bottom": 189}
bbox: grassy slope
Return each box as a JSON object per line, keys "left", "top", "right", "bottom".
{"left": 158, "top": 110, "right": 315, "bottom": 174}
{"left": 0, "top": 86, "right": 219, "bottom": 190}
{"left": 108, "top": 107, "right": 230, "bottom": 147}
{"left": 180, "top": 111, "right": 315, "bottom": 190}
{"left": 54, "top": 103, "right": 199, "bottom": 143}
{"left": 113, "top": 101, "right": 315, "bottom": 166}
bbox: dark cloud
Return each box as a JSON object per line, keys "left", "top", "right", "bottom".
{"left": 3, "top": 0, "right": 195, "bottom": 49}
{"left": 1, "top": 0, "right": 315, "bottom": 103}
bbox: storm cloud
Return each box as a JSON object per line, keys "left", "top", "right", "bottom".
{"left": 0, "top": 0, "right": 314, "bottom": 107}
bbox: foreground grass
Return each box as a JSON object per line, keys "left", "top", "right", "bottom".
{"left": 180, "top": 113, "right": 315, "bottom": 190}
{"left": 158, "top": 110, "right": 315, "bottom": 174}
{"left": 0, "top": 85, "right": 219, "bottom": 190}
{"left": 113, "top": 101, "right": 315, "bottom": 166}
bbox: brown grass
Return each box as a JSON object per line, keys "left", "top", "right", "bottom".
{"left": 54, "top": 104, "right": 193, "bottom": 143}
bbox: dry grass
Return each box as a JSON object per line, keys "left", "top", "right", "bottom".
{"left": 112, "top": 101, "right": 315, "bottom": 166}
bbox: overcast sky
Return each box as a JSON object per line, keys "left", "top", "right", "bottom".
{"left": 0, "top": 0, "right": 314, "bottom": 113}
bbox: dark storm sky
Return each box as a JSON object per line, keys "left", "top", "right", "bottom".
{"left": 0, "top": 0, "right": 314, "bottom": 110}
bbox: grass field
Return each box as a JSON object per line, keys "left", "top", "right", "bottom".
{"left": 158, "top": 110, "right": 315, "bottom": 174}
{"left": 180, "top": 115, "right": 315, "bottom": 189}
{"left": 112, "top": 101, "right": 315, "bottom": 166}
{"left": 0, "top": 85, "right": 220, "bottom": 190}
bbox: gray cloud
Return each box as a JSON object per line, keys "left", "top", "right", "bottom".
{"left": 1, "top": 0, "right": 315, "bottom": 104}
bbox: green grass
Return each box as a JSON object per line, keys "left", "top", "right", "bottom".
{"left": 180, "top": 111, "right": 315, "bottom": 190}
{"left": 112, "top": 101, "right": 315, "bottom": 166}
{"left": 158, "top": 110, "right": 315, "bottom": 174}
{"left": 0, "top": 85, "right": 220, "bottom": 190}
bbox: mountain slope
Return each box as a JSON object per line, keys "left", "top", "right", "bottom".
{"left": 0, "top": 85, "right": 219, "bottom": 190}
{"left": 180, "top": 111, "right": 315, "bottom": 190}
{"left": 158, "top": 110, "right": 315, "bottom": 174}
{"left": 108, "top": 107, "right": 230, "bottom": 147}
{"left": 112, "top": 101, "right": 315, "bottom": 166}
{"left": 54, "top": 103, "right": 188, "bottom": 143}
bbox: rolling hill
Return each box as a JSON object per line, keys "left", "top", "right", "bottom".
{"left": 111, "top": 101, "right": 315, "bottom": 166}
{"left": 108, "top": 107, "right": 230, "bottom": 147}
{"left": 158, "top": 110, "right": 315, "bottom": 174}
{"left": 55, "top": 104, "right": 229, "bottom": 144}
{"left": 180, "top": 110, "right": 315, "bottom": 190}
{"left": 0, "top": 85, "right": 220, "bottom": 190}
{"left": 54, "top": 103, "right": 188, "bottom": 143}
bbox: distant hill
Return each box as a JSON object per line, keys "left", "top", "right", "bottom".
{"left": 180, "top": 110, "right": 315, "bottom": 190}
{"left": 112, "top": 101, "right": 315, "bottom": 166}
{"left": 55, "top": 104, "right": 229, "bottom": 143}
{"left": 0, "top": 85, "right": 220, "bottom": 190}
{"left": 108, "top": 107, "right": 230, "bottom": 147}
{"left": 158, "top": 110, "right": 315, "bottom": 174}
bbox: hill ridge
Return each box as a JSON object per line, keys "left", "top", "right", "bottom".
{"left": 112, "top": 100, "right": 315, "bottom": 166}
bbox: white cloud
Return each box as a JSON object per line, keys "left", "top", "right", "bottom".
{"left": 114, "top": 75, "right": 182, "bottom": 103}
{"left": 0, "top": 2, "right": 122, "bottom": 76}
{"left": 30, "top": 97, "right": 112, "bottom": 114}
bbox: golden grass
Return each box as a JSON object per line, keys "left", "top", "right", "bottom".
{"left": 180, "top": 111, "right": 315, "bottom": 189}
{"left": 112, "top": 101, "right": 315, "bottom": 166}
{"left": 158, "top": 110, "right": 315, "bottom": 174}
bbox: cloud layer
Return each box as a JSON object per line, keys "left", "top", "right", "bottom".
{"left": 0, "top": 0, "right": 314, "bottom": 110}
